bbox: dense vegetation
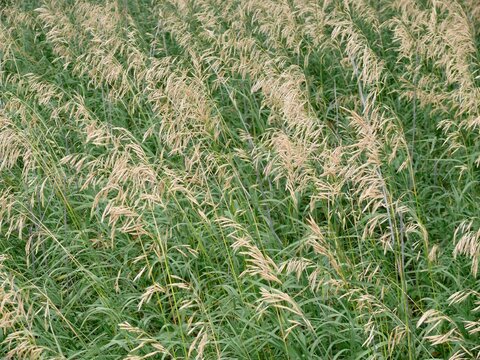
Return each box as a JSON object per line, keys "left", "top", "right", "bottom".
{"left": 1, "top": 0, "right": 480, "bottom": 358}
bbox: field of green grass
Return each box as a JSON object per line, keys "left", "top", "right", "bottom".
{"left": 1, "top": 0, "right": 480, "bottom": 358}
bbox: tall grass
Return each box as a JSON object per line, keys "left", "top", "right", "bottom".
{"left": 0, "top": 0, "right": 480, "bottom": 358}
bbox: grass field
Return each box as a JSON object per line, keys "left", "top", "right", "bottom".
{"left": 1, "top": 0, "right": 480, "bottom": 358}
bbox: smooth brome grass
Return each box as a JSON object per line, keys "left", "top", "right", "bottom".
{"left": 1, "top": 0, "right": 480, "bottom": 358}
